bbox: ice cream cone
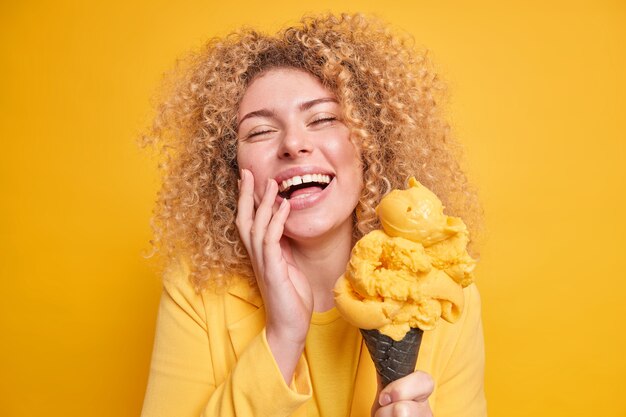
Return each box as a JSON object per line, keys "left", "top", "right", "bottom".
{"left": 360, "top": 327, "right": 423, "bottom": 388}
{"left": 335, "top": 178, "right": 475, "bottom": 388}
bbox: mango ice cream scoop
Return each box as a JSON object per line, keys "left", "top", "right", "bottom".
{"left": 333, "top": 177, "right": 476, "bottom": 387}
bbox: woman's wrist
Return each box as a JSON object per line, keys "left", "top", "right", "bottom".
{"left": 266, "top": 327, "right": 306, "bottom": 384}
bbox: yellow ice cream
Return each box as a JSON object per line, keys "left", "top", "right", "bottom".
{"left": 334, "top": 178, "right": 476, "bottom": 341}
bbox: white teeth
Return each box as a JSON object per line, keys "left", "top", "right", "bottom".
{"left": 279, "top": 173, "right": 332, "bottom": 192}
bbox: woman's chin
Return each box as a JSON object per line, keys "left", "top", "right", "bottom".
{"left": 283, "top": 223, "right": 326, "bottom": 242}
{"left": 283, "top": 215, "right": 353, "bottom": 244}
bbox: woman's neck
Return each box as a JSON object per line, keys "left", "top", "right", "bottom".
{"left": 288, "top": 221, "right": 353, "bottom": 312}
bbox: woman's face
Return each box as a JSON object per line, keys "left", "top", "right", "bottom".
{"left": 236, "top": 68, "right": 363, "bottom": 241}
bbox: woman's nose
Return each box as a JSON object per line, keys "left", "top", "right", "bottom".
{"left": 277, "top": 128, "right": 313, "bottom": 159}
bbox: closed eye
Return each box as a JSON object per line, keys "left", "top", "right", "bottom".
{"left": 309, "top": 116, "right": 337, "bottom": 126}
{"left": 245, "top": 128, "right": 276, "bottom": 139}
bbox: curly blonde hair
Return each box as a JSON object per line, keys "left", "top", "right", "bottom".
{"left": 142, "top": 13, "right": 483, "bottom": 291}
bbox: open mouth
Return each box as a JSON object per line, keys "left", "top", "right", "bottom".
{"left": 278, "top": 173, "right": 333, "bottom": 199}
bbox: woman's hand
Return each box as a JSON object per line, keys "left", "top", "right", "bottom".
{"left": 236, "top": 169, "right": 314, "bottom": 382}
{"left": 371, "top": 371, "right": 434, "bottom": 417}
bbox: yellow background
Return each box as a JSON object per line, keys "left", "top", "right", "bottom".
{"left": 1, "top": 1, "right": 624, "bottom": 416}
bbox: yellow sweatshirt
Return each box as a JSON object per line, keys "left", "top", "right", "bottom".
{"left": 140, "top": 262, "right": 487, "bottom": 417}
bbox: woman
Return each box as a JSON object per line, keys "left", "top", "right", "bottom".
{"left": 141, "top": 13, "right": 486, "bottom": 417}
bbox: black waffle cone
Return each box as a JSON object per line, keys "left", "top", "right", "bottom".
{"left": 360, "top": 327, "right": 423, "bottom": 388}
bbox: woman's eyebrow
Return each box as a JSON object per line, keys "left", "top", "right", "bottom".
{"left": 238, "top": 98, "right": 337, "bottom": 128}
{"left": 300, "top": 97, "right": 337, "bottom": 111}
{"left": 238, "top": 109, "right": 276, "bottom": 128}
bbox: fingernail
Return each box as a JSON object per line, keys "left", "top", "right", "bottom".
{"left": 237, "top": 179, "right": 241, "bottom": 190}
{"left": 380, "top": 393, "right": 391, "bottom": 406}
{"left": 240, "top": 169, "right": 245, "bottom": 180}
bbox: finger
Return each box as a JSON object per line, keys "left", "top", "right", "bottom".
{"left": 374, "top": 400, "right": 432, "bottom": 417}
{"left": 279, "top": 234, "right": 296, "bottom": 265}
{"left": 235, "top": 169, "right": 255, "bottom": 250}
{"left": 379, "top": 371, "right": 434, "bottom": 405}
{"left": 263, "top": 198, "right": 290, "bottom": 262}
{"left": 250, "top": 179, "right": 279, "bottom": 258}
{"left": 260, "top": 199, "right": 291, "bottom": 292}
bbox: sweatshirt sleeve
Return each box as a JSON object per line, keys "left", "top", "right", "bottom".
{"left": 432, "top": 284, "right": 488, "bottom": 417}
{"left": 140, "top": 269, "right": 312, "bottom": 417}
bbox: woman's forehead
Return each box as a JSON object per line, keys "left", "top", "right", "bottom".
{"left": 238, "top": 68, "right": 338, "bottom": 118}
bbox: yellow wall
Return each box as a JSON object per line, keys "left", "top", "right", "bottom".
{"left": 1, "top": 1, "right": 624, "bottom": 416}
